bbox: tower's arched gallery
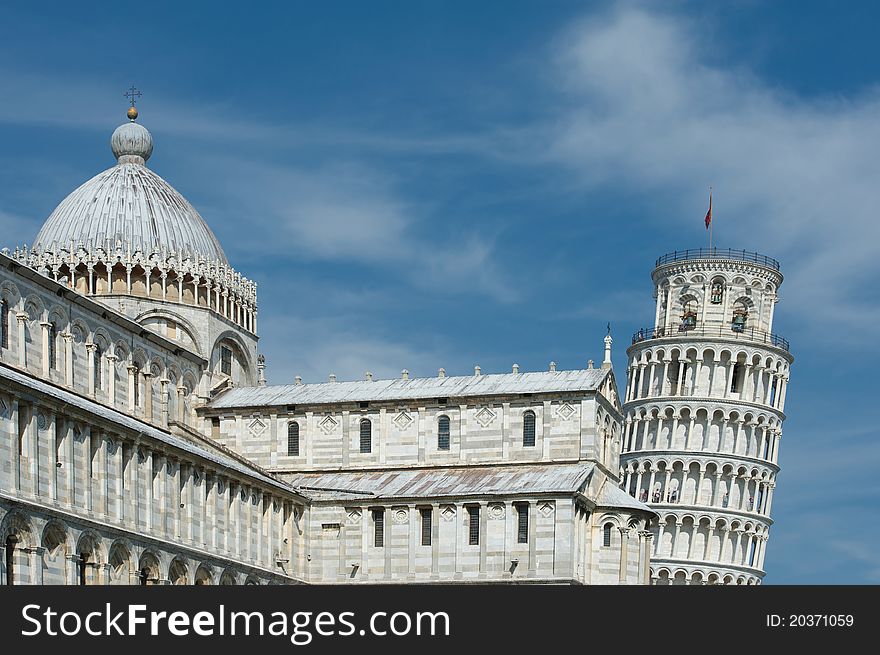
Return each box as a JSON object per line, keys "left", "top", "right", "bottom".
{"left": 0, "top": 110, "right": 791, "bottom": 585}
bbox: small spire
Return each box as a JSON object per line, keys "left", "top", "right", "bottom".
{"left": 365, "top": 371, "right": 373, "bottom": 381}
{"left": 474, "top": 364, "right": 481, "bottom": 376}
{"left": 329, "top": 373, "right": 337, "bottom": 383}
{"left": 549, "top": 361, "right": 557, "bottom": 372}
{"left": 438, "top": 368, "right": 446, "bottom": 378}
{"left": 603, "top": 326, "right": 613, "bottom": 369}
{"left": 588, "top": 359, "right": 594, "bottom": 369}
{"left": 401, "top": 369, "right": 409, "bottom": 380}
{"left": 256, "top": 354, "right": 266, "bottom": 387}
{"left": 512, "top": 363, "right": 519, "bottom": 374}
{"left": 294, "top": 375, "right": 302, "bottom": 385}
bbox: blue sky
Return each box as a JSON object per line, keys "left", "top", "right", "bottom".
{"left": 1, "top": 0, "right": 877, "bottom": 583}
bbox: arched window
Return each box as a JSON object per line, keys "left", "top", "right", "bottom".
{"left": 710, "top": 278, "right": 724, "bottom": 304}
{"left": 287, "top": 421, "right": 300, "bottom": 456}
{"left": 732, "top": 300, "right": 749, "bottom": 332}
{"left": 360, "top": 418, "right": 372, "bottom": 453}
{"left": 0, "top": 299, "right": 8, "bottom": 349}
{"left": 5, "top": 535, "right": 17, "bottom": 585}
{"left": 48, "top": 322, "right": 57, "bottom": 369}
{"left": 437, "top": 415, "right": 450, "bottom": 451}
{"left": 680, "top": 297, "right": 697, "bottom": 331}
{"left": 522, "top": 410, "right": 536, "bottom": 447}
{"left": 603, "top": 523, "right": 613, "bottom": 547}
{"left": 132, "top": 365, "right": 141, "bottom": 407}
{"left": 94, "top": 344, "right": 102, "bottom": 390}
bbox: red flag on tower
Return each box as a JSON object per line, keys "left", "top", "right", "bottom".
{"left": 704, "top": 190, "right": 713, "bottom": 229}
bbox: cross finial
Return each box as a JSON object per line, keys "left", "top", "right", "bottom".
{"left": 124, "top": 85, "right": 142, "bottom": 108}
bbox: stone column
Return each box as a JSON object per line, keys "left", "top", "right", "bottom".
{"left": 655, "top": 521, "right": 666, "bottom": 557}
{"left": 670, "top": 521, "right": 681, "bottom": 558}
{"left": 16, "top": 312, "right": 27, "bottom": 367}
{"left": 159, "top": 378, "right": 170, "bottom": 427}
{"left": 617, "top": 527, "right": 630, "bottom": 583}
{"left": 765, "top": 483, "right": 776, "bottom": 516}
{"left": 660, "top": 360, "right": 670, "bottom": 397}
{"left": 177, "top": 386, "right": 186, "bottom": 424}
{"left": 62, "top": 332, "right": 73, "bottom": 386}
{"left": 641, "top": 531, "right": 653, "bottom": 585}
{"left": 106, "top": 354, "right": 117, "bottom": 404}
{"left": 711, "top": 472, "right": 722, "bottom": 506}
{"left": 691, "top": 359, "right": 702, "bottom": 396}
{"left": 675, "top": 360, "right": 685, "bottom": 396}
{"left": 694, "top": 467, "right": 705, "bottom": 506}
{"left": 142, "top": 370, "right": 154, "bottom": 423}
{"left": 39, "top": 321, "right": 51, "bottom": 376}
{"left": 85, "top": 343, "right": 97, "bottom": 396}
{"left": 127, "top": 365, "right": 138, "bottom": 412}
{"left": 732, "top": 530, "right": 743, "bottom": 565}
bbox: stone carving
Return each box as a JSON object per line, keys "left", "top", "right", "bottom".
{"left": 247, "top": 417, "right": 267, "bottom": 437}
{"left": 475, "top": 406, "right": 496, "bottom": 428}
{"left": 393, "top": 410, "right": 413, "bottom": 430}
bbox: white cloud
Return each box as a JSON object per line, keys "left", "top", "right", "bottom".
{"left": 542, "top": 5, "right": 880, "bottom": 339}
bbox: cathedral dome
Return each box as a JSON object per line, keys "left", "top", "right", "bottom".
{"left": 32, "top": 112, "right": 228, "bottom": 265}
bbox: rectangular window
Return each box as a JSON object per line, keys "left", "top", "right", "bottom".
{"left": 220, "top": 346, "right": 232, "bottom": 376}
{"left": 166, "top": 320, "right": 177, "bottom": 339}
{"left": 730, "top": 363, "right": 742, "bottom": 393}
{"left": 420, "top": 508, "right": 432, "bottom": 546}
{"left": 516, "top": 504, "right": 529, "bottom": 544}
{"left": 373, "top": 509, "right": 384, "bottom": 547}
{"left": 467, "top": 506, "right": 480, "bottom": 545}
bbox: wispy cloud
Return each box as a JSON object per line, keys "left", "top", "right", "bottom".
{"left": 183, "top": 155, "right": 517, "bottom": 301}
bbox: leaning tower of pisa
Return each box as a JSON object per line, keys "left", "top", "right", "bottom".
{"left": 620, "top": 249, "right": 793, "bottom": 585}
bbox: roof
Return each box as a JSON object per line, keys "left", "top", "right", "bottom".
{"left": 33, "top": 120, "right": 228, "bottom": 265}
{"left": 287, "top": 462, "right": 595, "bottom": 501}
{"left": 0, "top": 362, "right": 296, "bottom": 498}
{"left": 596, "top": 480, "right": 656, "bottom": 515}
{"left": 209, "top": 368, "right": 609, "bottom": 409}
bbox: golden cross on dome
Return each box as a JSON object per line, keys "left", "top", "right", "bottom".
{"left": 124, "top": 85, "right": 142, "bottom": 107}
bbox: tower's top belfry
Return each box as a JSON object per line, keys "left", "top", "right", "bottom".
{"left": 640, "top": 248, "right": 787, "bottom": 353}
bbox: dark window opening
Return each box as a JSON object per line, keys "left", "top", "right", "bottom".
{"left": 220, "top": 346, "right": 232, "bottom": 376}
{"left": 730, "top": 363, "right": 743, "bottom": 393}
{"left": 420, "top": 508, "right": 432, "bottom": 546}
{"left": 287, "top": 421, "right": 300, "bottom": 456}
{"left": 522, "top": 410, "right": 536, "bottom": 447}
{"left": 603, "top": 523, "right": 613, "bottom": 547}
{"left": 0, "top": 300, "right": 8, "bottom": 349}
{"left": 468, "top": 506, "right": 480, "bottom": 545}
{"left": 438, "top": 415, "right": 450, "bottom": 451}
{"left": 48, "top": 323, "right": 57, "bottom": 369}
{"left": 516, "top": 504, "right": 529, "bottom": 544}
{"left": 373, "top": 509, "right": 384, "bottom": 547}
{"left": 360, "top": 419, "right": 372, "bottom": 453}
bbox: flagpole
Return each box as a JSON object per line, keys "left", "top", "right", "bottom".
{"left": 708, "top": 186, "right": 713, "bottom": 251}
